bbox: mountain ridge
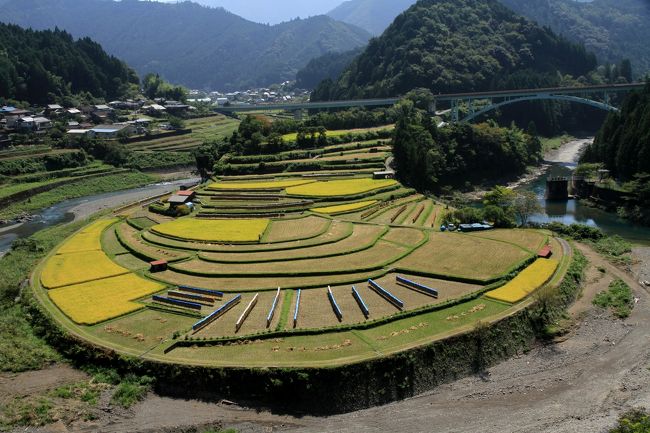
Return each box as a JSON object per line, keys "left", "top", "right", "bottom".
{"left": 0, "top": 0, "right": 370, "bottom": 90}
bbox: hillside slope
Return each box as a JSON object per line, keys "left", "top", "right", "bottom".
{"left": 0, "top": 22, "right": 138, "bottom": 104}
{"left": 312, "top": 0, "right": 597, "bottom": 101}
{"left": 327, "top": 0, "right": 416, "bottom": 35}
{"left": 498, "top": 0, "right": 650, "bottom": 77}
{"left": 0, "top": 0, "right": 371, "bottom": 90}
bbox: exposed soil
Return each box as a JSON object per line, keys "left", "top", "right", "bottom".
{"left": 7, "top": 245, "right": 650, "bottom": 433}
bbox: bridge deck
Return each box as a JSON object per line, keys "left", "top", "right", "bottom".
{"left": 216, "top": 83, "right": 645, "bottom": 113}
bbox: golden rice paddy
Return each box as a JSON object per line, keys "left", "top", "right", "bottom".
{"left": 56, "top": 219, "right": 118, "bottom": 254}
{"left": 48, "top": 274, "right": 166, "bottom": 325}
{"left": 151, "top": 218, "right": 270, "bottom": 243}
{"left": 207, "top": 179, "right": 315, "bottom": 190}
{"left": 485, "top": 259, "right": 559, "bottom": 303}
{"left": 286, "top": 178, "right": 397, "bottom": 197}
{"left": 312, "top": 200, "right": 378, "bottom": 214}
{"left": 41, "top": 250, "right": 129, "bottom": 289}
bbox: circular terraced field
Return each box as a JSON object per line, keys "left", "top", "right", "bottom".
{"left": 32, "top": 175, "right": 570, "bottom": 368}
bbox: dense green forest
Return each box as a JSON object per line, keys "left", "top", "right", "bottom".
{"left": 581, "top": 82, "right": 650, "bottom": 225}
{"left": 583, "top": 82, "right": 650, "bottom": 180}
{"left": 312, "top": 0, "right": 597, "bottom": 100}
{"left": 392, "top": 97, "right": 541, "bottom": 192}
{"left": 0, "top": 0, "right": 370, "bottom": 90}
{"left": 327, "top": 0, "right": 416, "bottom": 35}
{"left": 498, "top": 0, "right": 650, "bottom": 77}
{"left": 0, "top": 23, "right": 138, "bottom": 105}
{"left": 296, "top": 47, "right": 364, "bottom": 90}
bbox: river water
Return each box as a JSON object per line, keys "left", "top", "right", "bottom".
{"left": 521, "top": 138, "right": 650, "bottom": 246}
{"left": 0, "top": 178, "right": 199, "bottom": 257}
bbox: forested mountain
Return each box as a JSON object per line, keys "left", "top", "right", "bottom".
{"left": 296, "top": 47, "right": 364, "bottom": 89}
{"left": 583, "top": 82, "right": 650, "bottom": 180}
{"left": 327, "top": 0, "right": 416, "bottom": 35}
{"left": 0, "top": 23, "right": 138, "bottom": 105}
{"left": 313, "top": 0, "right": 597, "bottom": 101}
{"left": 498, "top": 0, "right": 650, "bottom": 77}
{"left": 0, "top": 0, "right": 370, "bottom": 90}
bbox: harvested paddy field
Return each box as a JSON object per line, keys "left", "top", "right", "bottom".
{"left": 396, "top": 232, "right": 533, "bottom": 281}
{"left": 262, "top": 216, "right": 330, "bottom": 242}
{"left": 173, "top": 240, "right": 409, "bottom": 276}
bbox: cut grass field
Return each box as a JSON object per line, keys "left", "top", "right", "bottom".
{"left": 87, "top": 309, "right": 195, "bottom": 353}
{"left": 165, "top": 297, "right": 509, "bottom": 367}
{"left": 142, "top": 220, "right": 354, "bottom": 253}
{"left": 469, "top": 229, "right": 548, "bottom": 253}
{"left": 485, "top": 259, "right": 559, "bottom": 303}
{"left": 151, "top": 218, "right": 270, "bottom": 243}
{"left": 117, "top": 223, "right": 190, "bottom": 262}
{"left": 281, "top": 125, "right": 394, "bottom": 142}
{"left": 286, "top": 178, "right": 398, "bottom": 197}
{"left": 200, "top": 224, "right": 386, "bottom": 263}
{"left": 262, "top": 216, "right": 330, "bottom": 243}
{"left": 396, "top": 232, "right": 533, "bottom": 281}
{"left": 48, "top": 274, "right": 167, "bottom": 325}
{"left": 173, "top": 240, "right": 409, "bottom": 277}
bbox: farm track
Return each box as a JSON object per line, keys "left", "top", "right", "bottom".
{"left": 11, "top": 243, "right": 648, "bottom": 433}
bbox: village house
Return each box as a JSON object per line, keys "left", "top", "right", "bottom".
{"left": 90, "top": 123, "right": 135, "bottom": 139}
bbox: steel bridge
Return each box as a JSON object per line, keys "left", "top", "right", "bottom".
{"left": 215, "top": 83, "right": 645, "bottom": 122}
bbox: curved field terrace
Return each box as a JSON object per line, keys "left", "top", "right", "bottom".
{"left": 32, "top": 174, "right": 570, "bottom": 369}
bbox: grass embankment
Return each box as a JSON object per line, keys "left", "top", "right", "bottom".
{"left": 0, "top": 171, "right": 156, "bottom": 220}
{"left": 0, "top": 222, "right": 91, "bottom": 372}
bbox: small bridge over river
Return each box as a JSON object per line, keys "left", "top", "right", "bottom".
{"left": 216, "top": 83, "right": 644, "bottom": 122}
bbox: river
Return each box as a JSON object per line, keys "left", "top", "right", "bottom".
{"left": 0, "top": 177, "right": 199, "bottom": 257}
{"left": 521, "top": 138, "right": 650, "bottom": 245}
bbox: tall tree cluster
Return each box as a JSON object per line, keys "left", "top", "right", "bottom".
{"left": 392, "top": 99, "right": 542, "bottom": 193}
{"left": 582, "top": 82, "right": 650, "bottom": 180}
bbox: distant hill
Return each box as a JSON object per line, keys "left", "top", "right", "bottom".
{"left": 498, "top": 0, "right": 650, "bottom": 77}
{"left": 0, "top": 0, "right": 371, "bottom": 90}
{"left": 0, "top": 22, "right": 138, "bottom": 105}
{"left": 327, "top": 0, "right": 416, "bottom": 35}
{"left": 312, "top": 0, "right": 597, "bottom": 101}
{"left": 296, "top": 47, "right": 364, "bottom": 90}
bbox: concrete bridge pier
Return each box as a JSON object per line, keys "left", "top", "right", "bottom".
{"left": 546, "top": 177, "right": 570, "bottom": 200}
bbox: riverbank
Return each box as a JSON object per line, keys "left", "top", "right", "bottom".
{"left": 0, "top": 176, "right": 199, "bottom": 258}
{"left": 464, "top": 137, "right": 591, "bottom": 201}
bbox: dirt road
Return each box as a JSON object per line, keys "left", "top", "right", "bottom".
{"left": 9, "top": 245, "right": 650, "bottom": 433}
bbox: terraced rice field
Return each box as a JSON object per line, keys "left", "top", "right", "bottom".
{"left": 49, "top": 274, "right": 166, "bottom": 325}
{"left": 208, "top": 179, "right": 315, "bottom": 191}
{"left": 485, "top": 259, "right": 559, "bottom": 303}
{"left": 130, "top": 115, "right": 239, "bottom": 152}
{"left": 33, "top": 171, "right": 570, "bottom": 369}
{"left": 262, "top": 216, "right": 330, "bottom": 243}
{"left": 396, "top": 232, "right": 533, "bottom": 281}
{"left": 286, "top": 179, "right": 398, "bottom": 197}
{"left": 312, "top": 200, "right": 378, "bottom": 215}
{"left": 151, "top": 218, "right": 270, "bottom": 243}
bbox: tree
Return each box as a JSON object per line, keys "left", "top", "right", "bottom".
{"left": 513, "top": 191, "right": 542, "bottom": 227}
{"left": 619, "top": 59, "right": 633, "bottom": 83}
